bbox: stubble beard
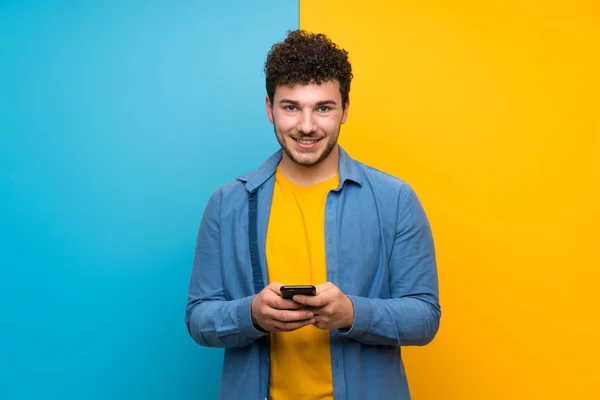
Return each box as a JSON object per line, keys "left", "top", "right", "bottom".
{"left": 273, "top": 125, "right": 340, "bottom": 168}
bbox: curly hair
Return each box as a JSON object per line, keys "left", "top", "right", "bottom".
{"left": 265, "top": 30, "right": 353, "bottom": 108}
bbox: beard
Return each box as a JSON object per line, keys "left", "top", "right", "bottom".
{"left": 273, "top": 125, "right": 340, "bottom": 168}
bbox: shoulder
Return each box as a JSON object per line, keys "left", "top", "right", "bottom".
{"left": 355, "top": 160, "right": 414, "bottom": 197}
{"left": 202, "top": 178, "right": 248, "bottom": 211}
{"left": 206, "top": 149, "right": 282, "bottom": 201}
{"left": 214, "top": 178, "right": 247, "bottom": 197}
{"left": 353, "top": 161, "right": 430, "bottom": 229}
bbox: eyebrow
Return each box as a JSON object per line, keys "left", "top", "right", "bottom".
{"left": 278, "top": 99, "right": 338, "bottom": 107}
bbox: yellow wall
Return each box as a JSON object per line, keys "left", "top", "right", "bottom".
{"left": 300, "top": 1, "right": 600, "bottom": 398}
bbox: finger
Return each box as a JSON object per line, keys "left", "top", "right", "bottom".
{"left": 268, "top": 294, "right": 306, "bottom": 310}
{"left": 272, "top": 318, "right": 315, "bottom": 332}
{"left": 308, "top": 306, "right": 329, "bottom": 317}
{"left": 315, "top": 282, "right": 335, "bottom": 294}
{"left": 314, "top": 314, "right": 331, "bottom": 323}
{"left": 312, "top": 320, "right": 328, "bottom": 330}
{"left": 293, "top": 294, "right": 328, "bottom": 307}
{"left": 269, "top": 309, "right": 314, "bottom": 323}
{"left": 266, "top": 282, "right": 284, "bottom": 296}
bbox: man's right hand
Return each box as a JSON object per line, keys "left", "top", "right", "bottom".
{"left": 251, "top": 282, "right": 315, "bottom": 332}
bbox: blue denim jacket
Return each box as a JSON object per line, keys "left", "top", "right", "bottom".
{"left": 185, "top": 147, "right": 441, "bottom": 400}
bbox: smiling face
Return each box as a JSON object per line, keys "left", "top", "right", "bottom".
{"left": 266, "top": 80, "right": 349, "bottom": 169}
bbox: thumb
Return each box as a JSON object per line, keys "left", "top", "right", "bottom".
{"left": 268, "top": 281, "right": 284, "bottom": 296}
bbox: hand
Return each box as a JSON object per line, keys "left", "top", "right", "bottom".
{"left": 251, "top": 282, "right": 315, "bottom": 332}
{"left": 292, "top": 282, "right": 355, "bottom": 331}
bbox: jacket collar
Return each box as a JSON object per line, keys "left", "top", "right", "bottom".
{"left": 237, "top": 145, "right": 363, "bottom": 193}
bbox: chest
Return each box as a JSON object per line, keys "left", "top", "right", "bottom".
{"left": 264, "top": 177, "right": 332, "bottom": 284}
{"left": 222, "top": 183, "right": 398, "bottom": 299}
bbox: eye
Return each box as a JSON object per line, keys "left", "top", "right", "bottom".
{"left": 284, "top": 105, "right": 298, "bottom": 112}
{"left": 318, "top": 106, "right": 330, "bottom": 113}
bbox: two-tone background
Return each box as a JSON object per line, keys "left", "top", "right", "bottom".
{"left": 1, "top": 1, "right": 598, "bottom": 399}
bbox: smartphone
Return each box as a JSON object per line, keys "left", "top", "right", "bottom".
{"left": 280, "top": 285, "right": 316, "bottom": 300}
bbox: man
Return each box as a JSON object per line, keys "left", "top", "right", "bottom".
{"left": 185, "top": 29, "right": 441, "bottom": 400}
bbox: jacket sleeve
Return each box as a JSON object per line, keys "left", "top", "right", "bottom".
{"left": 336, "top": 186, "right": 441, "bottom": 346}
{"left": 185, "top": 189, "right": 268, "bottom": 348}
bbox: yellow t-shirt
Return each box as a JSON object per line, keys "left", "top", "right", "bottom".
{"left": 266, "top": 167, "right": 338, "bottom": 400}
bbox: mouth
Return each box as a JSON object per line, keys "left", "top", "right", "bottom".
{"left": 292, "top": 137, "right": 322, "bottom": 150}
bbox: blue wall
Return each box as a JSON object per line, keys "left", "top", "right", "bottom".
{"left": 0, "top": 1, "right": 297, "bottom": 398}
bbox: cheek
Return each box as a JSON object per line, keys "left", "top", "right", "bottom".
{"left": 274, "top": 115, "right": 297, "bottom": 133}
{"left": 317, "top": 118, "right": 341, "bottom": 134}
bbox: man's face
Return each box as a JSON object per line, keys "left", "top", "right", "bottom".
{"left": 266, "top": 80, "right": 349, "bottom": 168}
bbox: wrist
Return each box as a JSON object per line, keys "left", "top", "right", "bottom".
{"left": 250, "top": 298, "right": 258, "bottom": 325}
{"left": 342, "top": 295, "right": 355, "bottom": 329}
{"left": 250, "top": 298, "right": 267, "bottom": 332}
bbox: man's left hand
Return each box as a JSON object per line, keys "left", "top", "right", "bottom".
{"left": 292, "top": 282, "right": 355, "bottom": 330}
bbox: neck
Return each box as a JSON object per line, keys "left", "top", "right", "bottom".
{"left": 279, "top": 146, "right": 340, "bottom": 186}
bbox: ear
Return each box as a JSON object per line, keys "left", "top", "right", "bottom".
{"left": 266, "top": 95, "right": 274, "bottom": 124}
{"left": 341, "top": 99, "right": 350, "bottom": 124}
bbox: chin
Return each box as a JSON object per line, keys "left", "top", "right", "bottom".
{"left": 277, "top": 134, "right": 338, "bottom": 167}
{"left": 289, "top": 153, "right": 322, "bottom": 167}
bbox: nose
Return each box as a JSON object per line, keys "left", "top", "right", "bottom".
{"left": 297, "top": 109, "right": 316, "bottom": 134}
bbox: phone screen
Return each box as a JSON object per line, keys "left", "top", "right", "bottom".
{"left": 280, "top": 285, "right": 316, "bottom": 299}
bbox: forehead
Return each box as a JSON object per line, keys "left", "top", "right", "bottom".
{"left": 274, "top": 80, "right": 341, "bottom": 103}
